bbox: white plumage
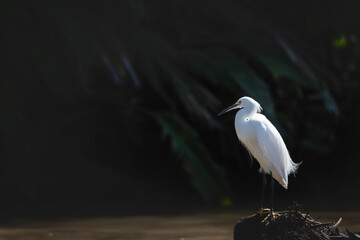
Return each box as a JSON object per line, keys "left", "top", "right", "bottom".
{"left": 219, "top": 96, "right": 299, "bottom": 189}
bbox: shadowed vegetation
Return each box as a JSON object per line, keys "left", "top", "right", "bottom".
{"left": 1, "top": 0, "right": 360, "bottom": 208}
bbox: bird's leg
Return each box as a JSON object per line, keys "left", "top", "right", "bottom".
{"left": 260, "top": 171, "right": 265, "bottom": 209}
{"left": 270, "top": 171, "right": 274, "bottom": 212}
{"left": 261, "top": 172, "right": 275, "bottom": 222}
{"left": 257, "top": 172, "right": 271, "bottom": 215}
{"left": 258, "top": 171, "right": 268, "bottom": 214}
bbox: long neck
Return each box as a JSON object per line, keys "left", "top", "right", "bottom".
{"left": 236, "top": 105, "right": 257, "bottom": 120}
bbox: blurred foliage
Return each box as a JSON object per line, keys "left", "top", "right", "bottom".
{"left": 154, "top": 112, "right": 227, "bottom": 200}
{"left": 2, "top": 0, "right": 359, "bottom": 204}
{"left": 334, "top": 36, "right": 347, "bottom": 48}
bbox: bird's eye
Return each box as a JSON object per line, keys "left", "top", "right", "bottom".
{"left": 236, "top": 100, "right": 242, "bottom": 105}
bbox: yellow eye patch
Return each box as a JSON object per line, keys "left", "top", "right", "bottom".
{"left": 236, "top": 100, "right": 242, "bottom": 105}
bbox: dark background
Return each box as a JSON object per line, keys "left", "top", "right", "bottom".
{"left": 1, "top": 0, "right": 360, "bottom": 218}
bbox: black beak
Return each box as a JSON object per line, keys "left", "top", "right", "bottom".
{"left": 218, "top": 104, "right": 239, "bottom": 116}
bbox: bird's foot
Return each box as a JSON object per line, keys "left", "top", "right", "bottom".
{"left": 261, "top": 210, "right": 276, "bottom": 223}
{"left": 257, "top": 208, "right": 271, "bottom": 215}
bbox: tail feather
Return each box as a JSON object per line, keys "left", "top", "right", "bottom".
{"left": 289, "top": 159, "right": 301, "bottom": 175}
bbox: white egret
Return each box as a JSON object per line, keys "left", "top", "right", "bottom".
{"left": 218, "top": 96, "right": 300, "bottom": 213}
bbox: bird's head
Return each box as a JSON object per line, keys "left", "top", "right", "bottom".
{"left": 218, "top": 96, "right": 262, "bottom": 116}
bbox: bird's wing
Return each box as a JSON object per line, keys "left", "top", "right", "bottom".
{"left": 238, "top": 138, "right": 255, "bottom": 167}
{"left": 252, "top": 115, "right": 290, "bottom": 188}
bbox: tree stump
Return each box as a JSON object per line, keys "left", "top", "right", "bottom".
{"left": 234, "top": 206, "right": 360, "bottom": 240}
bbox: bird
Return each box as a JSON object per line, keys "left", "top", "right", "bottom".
{"left": 218, "top": 96, "right": 300, "bottom": 214}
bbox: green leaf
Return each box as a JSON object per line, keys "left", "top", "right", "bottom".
{"left": 322, "top": 88, "right": 340, "bottom": 116}
{"left": 209, "top": 49, "right": 276, "bottom": 119}
{"left": 334, "top": 36, "right": 347, "bottom": 48}
{"left": 229, "top": 61, "right": 276, "bottom": 120}
{"left": 153, "top": 112, "right": 228, "bottom": 200}
{"left": 309, "top": 87, "right": 340, "bottom": 116}
{"left": 255, "top": 53, "right": 318, "bottom": 88}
